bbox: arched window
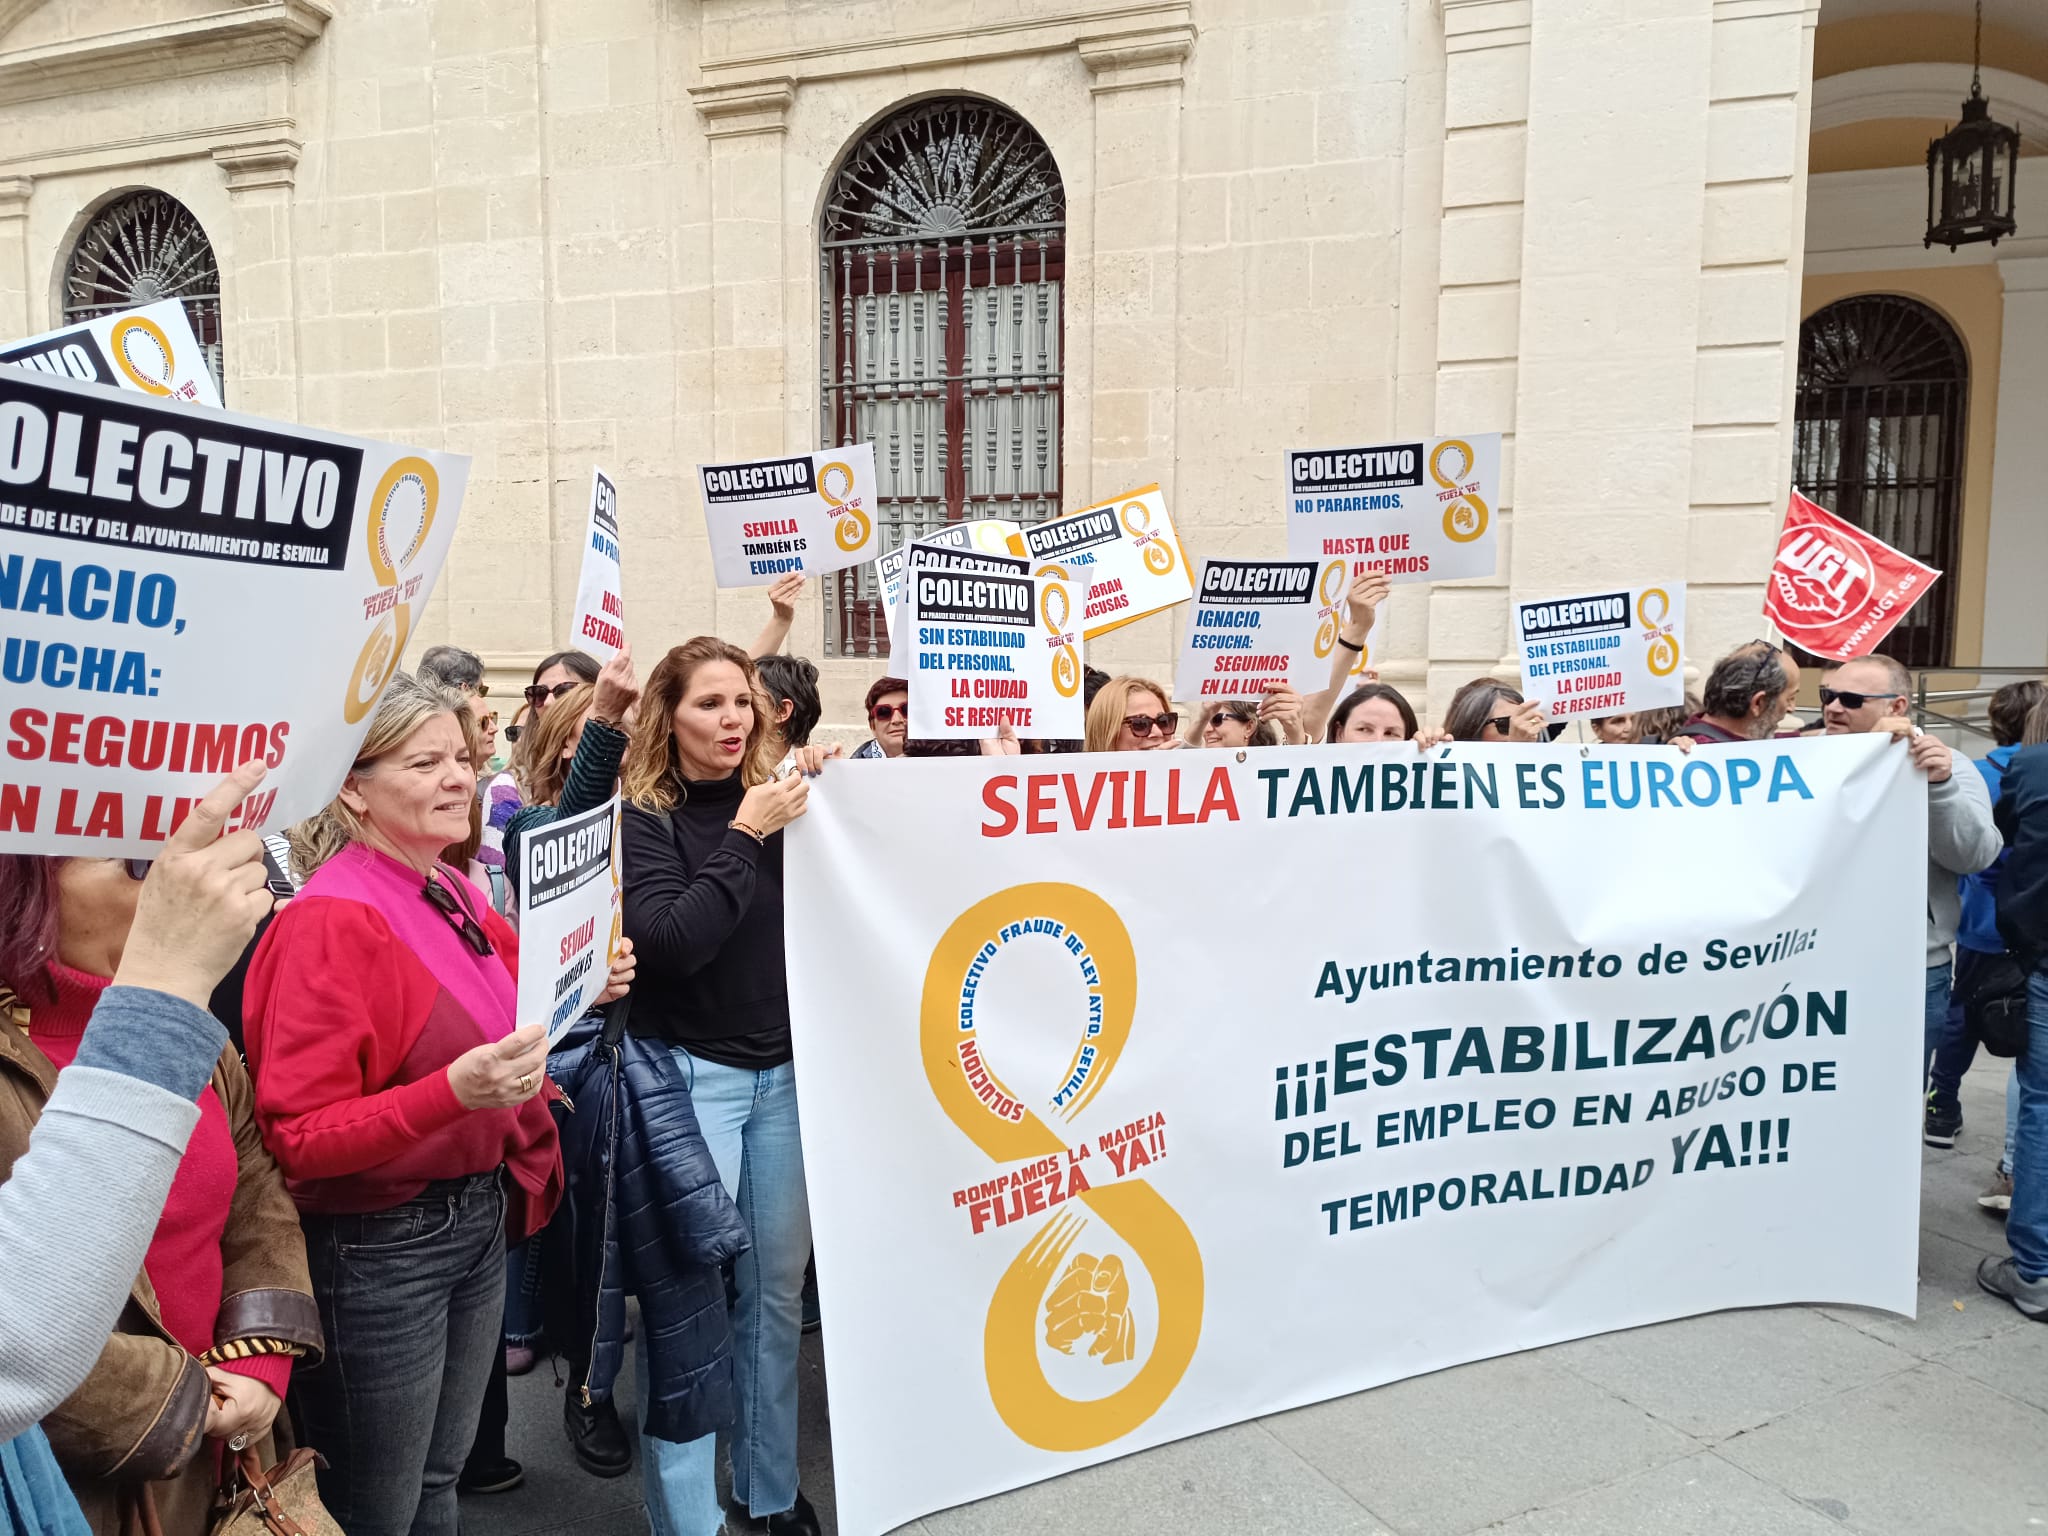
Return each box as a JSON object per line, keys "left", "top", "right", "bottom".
{"left": 63, "top": 190, "right": 223, "bottom": 399}
{"left": 1792, "top": 295, "right": 1966, "bottom": 669}
{"left": 820, "top": 98, "right": 1066, "bottom": 656}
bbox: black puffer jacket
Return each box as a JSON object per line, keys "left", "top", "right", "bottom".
{"left": 548, "top": 1003, "right": 749, "bottom": 1443}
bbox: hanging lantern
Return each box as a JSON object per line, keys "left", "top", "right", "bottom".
{"left": 1924, "top": 0, "right": 2020, "bottom": 250}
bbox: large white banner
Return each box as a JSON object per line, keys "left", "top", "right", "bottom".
{"left": 2, "top": 300, "right": 223, "bottom": 409}
{"left": 786, "top": 738, "right": 1924, "bottom": 1535}
{"left": 0, "top": 369, "right": 466, "bottom": 854}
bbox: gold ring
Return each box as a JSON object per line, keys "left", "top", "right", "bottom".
{"left": 518, "top": 1073, "right": 535, "bottom": 1096}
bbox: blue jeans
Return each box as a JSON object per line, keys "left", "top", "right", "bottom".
{"left": 503, "top": 1239, "right": 544, "bottom": 1348}
{"left": 1927, "top": 959, "right": 1966, "bottom": 1120}
{"left": 297, "top": 1172, "right": 507, "bottom": 1536}
{"left": 2006, "top": 1067, "right": 2020, "bottom": 1177}
{"left": 2010, "top": 971, "right": 2048, "bottom": 1281}
{"left": 641, "top": 1050, "right": 811, "bottom": 1536}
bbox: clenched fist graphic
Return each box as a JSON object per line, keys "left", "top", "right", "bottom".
{"left": 1044, "top": 1252, "right": 1135, "bottom": 1365}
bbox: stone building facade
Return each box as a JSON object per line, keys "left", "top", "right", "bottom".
{"left": 5, "top": 0, "right": 2031, "bottom": 732}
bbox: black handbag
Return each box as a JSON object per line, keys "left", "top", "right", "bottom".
{"left": 1961, "top": 952, "right": 2032, "bottom": 1058}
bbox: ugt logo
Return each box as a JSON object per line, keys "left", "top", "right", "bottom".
{"left": 1772, "top": 529, "right": 1870, "bottom": 622}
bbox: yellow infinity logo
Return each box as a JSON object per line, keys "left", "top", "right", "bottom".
{"left": 1430, "top": 439, "right": 1489, "bottom": 545}
{"left": 1637, "top": 587, "right": 1679, "bottom": 677}
{"left": 1041, "top": 580, "right": 1081, "bottom": 699}
{"left": 346, "top": 457, "right": 440, "bottom": 724}
{"left": 820, "top": 460, "right": 871, "bottom": 552}
{"left": 1121, "top": 500, "right": 1176, "bottom": 577}
{"left": 109, "top": 315, "right": 176, "bottom": 396}
{"left": 921, "top": 885, "right": 1203, "bottom": 1452}
{"left": 1312, "top": 558, "right": 1347, "bottom": 659}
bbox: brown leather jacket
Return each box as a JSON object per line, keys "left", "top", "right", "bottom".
{"left": 0, "top": 1015, "right": 321, "bottom": 1534}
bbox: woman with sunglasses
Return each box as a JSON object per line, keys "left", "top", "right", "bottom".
{"left": 481, "top": 650, "right": 605, "bottom": 902}
{"left": 1086, "top": 676, "right": 1184, "bottom": 753}
{"left": 1442, "top": 678, "right": 1548, "bottom": 743}
{"left": 242, "top": 674, "right": 629, "bottom": 1536}
{"left": 618, "top": 638, "right": 816, "bottom": 1536}
{"left": 0, "top": 784, "right": 320, "bottom": 1535}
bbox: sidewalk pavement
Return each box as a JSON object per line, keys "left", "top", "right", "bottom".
{"left": 471, "top": 1052, "right": 2048, "bottom": 1536}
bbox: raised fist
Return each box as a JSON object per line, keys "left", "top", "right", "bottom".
{"left": 1044, "top": 1251, "right": 1135, "bottom": 1365}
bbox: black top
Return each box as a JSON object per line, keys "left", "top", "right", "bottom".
{"left": 1996, "top": 744, "right": 2048, "bottom": 969}
{"left": 619, "top": 773, "right": 790, "bottom": 1069}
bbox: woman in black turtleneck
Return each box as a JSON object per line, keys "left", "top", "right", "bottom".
{"left": 617, "top": 636, "right": 816, "bottom": 1536}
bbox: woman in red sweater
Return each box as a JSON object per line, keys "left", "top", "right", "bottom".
{"left": 0, "top": 849, "right": 320, "bottom": 1536}
{"left": 242, "top": 674, "right": 628, "bottom": 1536}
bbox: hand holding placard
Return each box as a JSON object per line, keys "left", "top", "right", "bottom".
{"left": 590, "top": 643, "right": 640, "bottom": 728}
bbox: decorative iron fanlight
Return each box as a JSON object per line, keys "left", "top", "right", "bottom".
{"left": 1924, "top": 0, "right": 2020, "bottom": 250}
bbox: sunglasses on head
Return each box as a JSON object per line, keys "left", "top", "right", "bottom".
{"left": 871, "top": 703, "right": 908, "bottom": 722}
{"left": 1818, "top": 686, "right": 1900, "bottom": 711}
{"left": 421, "top": 871, "right": 494, "bottom": 957}
{"left": 523, "top": 679, "right": 581, "bottom": 708}
{"left": 1124, "top": 712, "right": 1179, "bottom": 738}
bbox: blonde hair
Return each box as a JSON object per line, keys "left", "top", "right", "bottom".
{"left": 286, "top": 673, "right": 463, "bottom": 878}
{"left": 1085, "top": 676, "right": 1174, "bottom": 754}
{"left": 621, "top": 638, "right": 777, "bottom": 811}
{"left": 441, "top": 705, "right": 487, "bottom": 868}
{"left": 516, "top": 683, "right": 595, "bottom": 808}
{"left": 2025, "top": 694, "right": 2048, "bottom": 748}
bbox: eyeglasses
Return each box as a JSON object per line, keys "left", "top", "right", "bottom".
{"left": 1124, "top": 713, "right": 1180, "bottom": 738}
{"left": 504, "top": 724, "right": 523, "bottom": 743}
{"left": 1486, "top": 715, "right": 1514, "bottom": 736}
{"left": 1818, "top": 687, "right": 1900, "bottom": 711}
{"left": 871, "top": 703, "right": 908, "bottom": 723}
{"left": 524, "top": 680, "right": 580, "bottom": 709}
{"left": 121, "top": 858, "right": 152, "bottom": 881}
{"left": 1206, "top": 711, "right": 1247, "bottom": 731}
{"left": 421, "top": 871, "right": 494, "bottom": 957}
{"left": 460, "top": 681, "right": 490, "bottom": 699}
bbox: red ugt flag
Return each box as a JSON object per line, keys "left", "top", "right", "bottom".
{"left": 1763, "top": 490, "right": 1941, "bottom": 659}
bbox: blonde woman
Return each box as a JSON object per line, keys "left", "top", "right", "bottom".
{"left": 617, "top": 638, "right": 815, "bottom": 1536}
{"left": 1086, "top": 675, "right": 1183, "bottom": 753}
{"left": 244, "top": 674, "right": 626, "bottom": 1536}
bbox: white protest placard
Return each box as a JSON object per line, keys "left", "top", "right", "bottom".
{"left": 906, "top": 566, "right": 1083, "bottom": 741}
{"left": 699, "top": 443, "right": 878, "bottom": 586}
{"left": 1174, "top": 557, "right": 1346, "bottom": 704}
{"left": 515, "top": 796, "right": 622, "bottom": 1043}
{"left": 877, "top": 517, "right": 1022, "bottom": 642}
{"left": 785, "top": 737, "right": 1923, "bottom": 1535}
{"left": 2, "top": 300, "right": 223, "bottom": 409}
{"left": 886, "top": 536, "right": 1032, "bottom": 657}
{"left": 570, "top": 467, "right": 625, "bottom": 661}
{"left": 1285, "top": 434, "right": 1500, "bottom": 585}
{"left": 0, "top": 368, "right": 467, "bottom": 855}
{"left": 1021, "top": 484, "right": 1192, "bottom": 639}
{"left": 1515, "top": 582, "right": 1685, "bottom": 721}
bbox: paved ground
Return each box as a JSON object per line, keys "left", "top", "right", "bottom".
{"left": 470, "top": 1053, "right": 2048, "bottom": 1536}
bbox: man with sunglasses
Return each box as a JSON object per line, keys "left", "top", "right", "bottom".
{"left": 851, "top": 676, "right": 910, "bottom": 759}
{"left": 1822, "top": 654, "right": 2002, "bottom": 1150}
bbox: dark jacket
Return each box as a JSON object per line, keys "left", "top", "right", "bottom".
{"left": 1995, "top": 743, "right": 2048, "bottom": 969}
{"left": 547, "top": 1005, "right": 748, "bottom": 1444}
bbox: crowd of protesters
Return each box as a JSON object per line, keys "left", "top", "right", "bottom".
{"left": 4, "top": 563, "right": 2048, "bottom": 1536}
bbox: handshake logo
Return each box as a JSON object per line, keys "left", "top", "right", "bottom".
{"left": 1045, "top": 1251, "right": 1135, "bottom": 1366}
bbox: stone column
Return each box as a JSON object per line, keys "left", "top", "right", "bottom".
{"left": 1078, "top": 22, "right": 1192, "bottom": 674}
{"left": 1982, "top": 256, "right": 2048, "bottom": 668}
{"left": 1428, "top": 0, "right": 1531, "bottom": 707}
{"left": 212, "top": 141, "right": 301, "bottom": 419}
{"left": 694, "top": 79, "right": 793, "bottom": 646}
{"left": 0, "top": 177, "right": 31, "bottom": 340}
